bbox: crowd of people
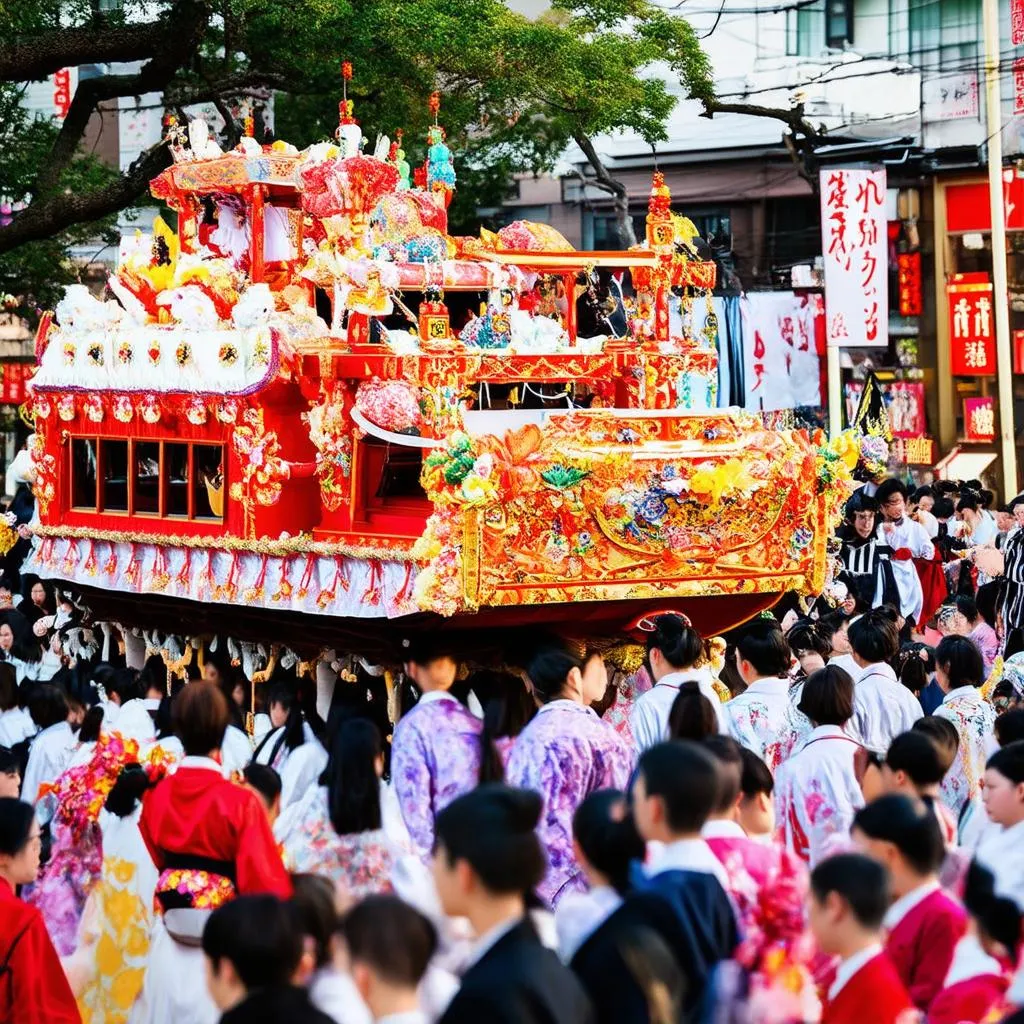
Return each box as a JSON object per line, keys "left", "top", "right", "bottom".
{"left": 3, "top": 473, "right": 1024, "bottom": 1022}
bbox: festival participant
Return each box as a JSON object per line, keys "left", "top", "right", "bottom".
{"left": 431, "top": 785, "right": 593, "bottom": 1024}
{"left": 21, "top": 683, "right": 75, "bottom": 814}
{"left": 202, "top": 895, "right": 334, "bottom": 1023}
{"left": 340, "top": 894, "right": 438, "bottom": 1024}
{"left": 0, "top": 746, "right": 20, "bottom": 797}
{"left": 0, "top": 798, "right": 81, "bottom": 1024}
{"left": 0, "top": 662, "right": 33, "bottom": 749}
{"left": 629, "top": 613, "right": 724, "bottom": 749}
{"left": 819, "top": 612, "right": 859, "bottom": 676}
{"left": 774, "top": 666, "right": 865, "bottom": 866}
{"left": 242, "top": 763, "right": 281, "bottom": 826}
{"left": 554, "top": 790, "right": 643, "bottom": 962}
{"left": 874, "top": 478, "right": 936, "bottom": 627}
{"left": 927, "top": 862, "right": 1010, "bottom": 1024}
{"left": 61, "top": 763, "right": 164, "bottom": 1023}
{"left": 997, "top": 496, "right": 1024, "bottom": 650}
{"left": 133, "top": 683, "right": 291, "bottom": 1024}
{"left": 473, "top": 669, "right": 535, "bottom": 768}
{"left": 102, "top": 669, "right": 157, "bottom": 746}
{"left": 785, "top": 619, "right": 829, "bottom": 679}
{"left": 0, "top": 609, "right": 47, "bottom": 684}
{"left": 278, "top": 718, "right": 404, "bottom": 898}
{"left": 507, "top": 643, "right": 632, "bottom": 906}
{"left": 880, "top": 731, "right": 958, "bottom": 844}
{"left": 725, "top": 618, "right": 793, "bottom": 772}
{"left": 700, "top": 735, "right": 816, "bottom": 1019}
{"left": 838, "top": 492, "right": 898, "bottom": 613}
{"left": 666, "top": 681, "right": 719, "bottom": 743}
{"left": 289, "top": 873, "right": 370, "bottom": 1024}
{"left": 897, "top": 642, "right": 942, "bottom": 714}
{"left": 852, "top": 794, "right": 965, "bottom": 1010}
{"left": 976, "top": 743, "right": 1024, "bottom": 893}
{"left": 626, "top": 741, "right": 739, "bottom": 1019}
{"left": 808, "top": 853, "right": 914, "bottom": 1024}
{"left": 737, "top": 746, "right": 776, "bottom": 842}
{"left": 933, "top": 634, "right": 997, "bottom": 819}
{"left": 847, "top": 609, "right": 922, "bottom": 756}
{"left": 252, "top": 684, "right": 320, "bottom": 774}
{"left": 390, "top": 637, "right": 490, "bottom": 859}
{"left": 909, "top": 486, "right": 939, "bottom": 539}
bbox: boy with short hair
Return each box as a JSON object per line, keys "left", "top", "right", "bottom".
{"left": 808, "top": 853, "right": 914, "bottom": 1024}
{"left": 883, "top": 730, "right": 958, "bottom": 844}
{"left": 340, "top": 895, "right": 437, "bottom": 1024}
{"left": 848, "top": 610, "right": 922, "bottom": 756}
{"left": 202, "top": 895, "right": 334, "bottom": 1023}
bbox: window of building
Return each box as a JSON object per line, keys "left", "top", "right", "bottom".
{"left": 787, "top": 0, "right": 824, "bottom": 55}
{"left": 909, "top": 0, "right": 980, "bottom": 70}
{"left": 826, "top": 0, "right": 853, "bottom": 47}
{"left": 70, "top": 437, "right": 224, "bottom": 521}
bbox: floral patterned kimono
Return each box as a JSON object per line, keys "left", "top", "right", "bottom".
{"left": 773, "top": 725, "right": 865, "bottom": 867}
{"left": 506, "top": 699, "right": 634, "bottom": 906}
{"left": 391, "top": 691, "right": 483, "bottom": 858}
{"left": 703, "top": 819, "right": 819, "bottom": 1023}
{"left": 934, "top": 686, "right": 997, "bottom": 820}
{"left": 278, "top": 785, "right": 408, "bottom": 899}
{"left": 62, "top": 807, "right": 160, "bottom": 1024}
{"left": 725, "top": 678, "right": 793, "bottom": 774}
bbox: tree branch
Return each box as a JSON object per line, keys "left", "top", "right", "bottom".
{"left": 700, "top": 98, "right": 824, "bottom": 142}
{"left": 0, "top": 142, "right": 171, "bottom": 255}
{"left": 31, "top": 1, "right": 211, "bottom": 201}
{"left": 0, "top": 20, "right": 169, "bottom": 83}
{"left": 571, "top": 132, "right": 636, "bottom": 247}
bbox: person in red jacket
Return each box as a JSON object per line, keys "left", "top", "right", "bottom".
{"left": 852, "top": 793, "right": 965, "bottom": 1011}
{"left": 809, "top": 853, "right": 915, "bottom": 1024}
{"left": 0, "top": 797, "right": 80, "bottom": 1024}
{"left": 133, "top": 682, "right": 292, "bottom": 1024}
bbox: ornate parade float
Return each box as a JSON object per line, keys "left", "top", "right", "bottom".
{"left": 23, "top": 76, "right": 854, "bottom": 658}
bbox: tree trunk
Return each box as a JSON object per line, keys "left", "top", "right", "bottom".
{"left": 572, "top": 132, "right": 637, "bottom": 249}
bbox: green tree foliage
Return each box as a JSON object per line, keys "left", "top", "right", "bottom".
{"left": 0, "top": 0, "right": 712, "bottom": 308}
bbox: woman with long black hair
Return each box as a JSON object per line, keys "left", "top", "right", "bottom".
{"left": 506, "top": 643, "right": 633, "bottom": 907}
{"left": 277, "top": 717, "right": 407, "bottom": 897}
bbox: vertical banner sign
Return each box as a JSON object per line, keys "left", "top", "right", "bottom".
{"left": 1015, "top": 58, "right": 1024, "bottom": 114}
{"left": 52, "top": 69, "right": 72, "bottom": 120}
{"left": 1015, "top": 0, "right": 1024, "bottom": 46}
{"left": 964, "top": 397, "right": 997, "bottom": 443}
{"left": 948, "top": 274, "right": 996, "bottom": 376}
{"left": 821, "top": 167, "right": 888, "bottom": 348}
{"left": 896, "top": 252, "right": 922, "bottom": 316}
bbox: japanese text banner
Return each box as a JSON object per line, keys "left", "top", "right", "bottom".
{"left": 820, "top": 166, "right": 888, "bottom": 349}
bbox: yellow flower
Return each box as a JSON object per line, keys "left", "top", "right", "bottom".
{"left": 832, "top": 430, "right": 860, "bottom": 470}
{"left": 460, "top": 474, "right": 496, "bottom": 504}
{"left": 688, "top": 459, "right": 758, "bottom": 505}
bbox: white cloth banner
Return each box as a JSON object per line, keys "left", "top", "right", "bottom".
{"left": 820, "top": 166, "right": 888, "bottom": 348}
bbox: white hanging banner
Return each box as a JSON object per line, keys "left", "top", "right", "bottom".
{"left": 821, "top": 166, "right": 888, "bottom": 348}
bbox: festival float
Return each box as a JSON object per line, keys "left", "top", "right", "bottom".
{"left": 22, "top": 73, "right": 855, "bottom": 659}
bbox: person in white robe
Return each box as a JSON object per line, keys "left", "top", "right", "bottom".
{"left": 847, "top": 611, "right": 922, "bottom": 756}
{"left": 629, "top": 614, "right": 725, "bottom": 751}
{"left": 774, "top": 666, "right": 865, "bottom": 866}
{"left": 873, "top": 478, "right": 935, "bottom": 625}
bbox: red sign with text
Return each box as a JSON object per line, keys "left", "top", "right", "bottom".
{"left": 896, "top": 252, "right": 922, "bottom": 316}
{"left": 52, "top": 69, "right": 71, "bottom": 120}
{"left": 0, "top": 363, "right": 26, "bottom": 406}
{"left": 1016, "top": 57, "right": 1024, "bottom": 114}
{"left": 948, "top": 275, "right": 996, "bottom": 376}
{"left": 1015, "top": 0, "right": 1024, "bottom": 46}
{"left": 946, "top": 172, "right": 1024, "bottom": 233}
{"left": 964, "top": 396, "right": 996, "bottom": 443}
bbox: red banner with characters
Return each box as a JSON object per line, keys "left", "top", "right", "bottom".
{"left": 0, "top": 363, "right": 26, "bottom": 405}
{"left": 964, "top": 396, "right": 996, "bottom": 443}
{"left": 948, "top": 274, "right": 996, "bottom": 376}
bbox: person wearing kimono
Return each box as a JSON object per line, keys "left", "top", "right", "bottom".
{"left": 700, "top": 736, "right": 818, "bottom": 1021}
{"left": 391, "top": 639, "right": 492, "bottom": 859}
{"left": 629, "top": 613, "right": 726, "bottom": 750}
{"left": 808, "top": 854, "right": 915, "bottom": 1024}
{"left": 838, "top": 492, "right": 899, "bottom": 612}
{"left": 278, "top": 718, "right": 409, "bottom": 899}
{"left": 62, "top": 761, "right": 168, "bottom": 1024}
{"left": 847, "top": 611, "right": 922, "bottom": 756}
{"left": 852, "top": 794, "right": 966, "bottom": 1012}
{"left": 873, "top": 478, "right": 936, "bottom": 627}
{"left": 132, "top": 683, "right": 291, "bottom": 1024}
{"left": 21, "top": 684, "right": 76, "bottom": 819}
{"left": 933, "top": 635, "right": 998, "bottom": 820}
{"left": 725, "top": 618, "right": 794, "bottom": 773}
{"left": 0, "top": 798, "right": 81, "bottom": 1024}
{"left": 506, "top": 644, "right": 633, "bottom": 906}
{"left": 774, "top": 667, "right": 865, "bottom": 867}
{"left": 432, "top": 786, "right": 593, "bottom": 1024}
{"left": 0, "top": 663, "right": 34, "bottom": 749}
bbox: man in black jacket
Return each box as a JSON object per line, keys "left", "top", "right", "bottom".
{"left": 203, "top": 895, "right": 334, "bottom": 1024}
{"left": 433, "top": 785, "right": 593, "bottom": 1024}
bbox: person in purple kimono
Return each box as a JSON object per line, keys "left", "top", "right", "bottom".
{"left": 506, "top": 643, "right": 634, "bottom": 907}
{"left": 391, "top": 637, "right": 502, "bottom": 858}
